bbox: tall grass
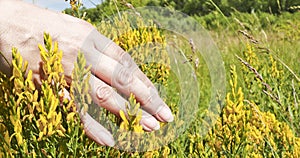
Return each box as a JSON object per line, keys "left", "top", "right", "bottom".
{"left": 0, "top": 1, "right": 299, "bottom": 157}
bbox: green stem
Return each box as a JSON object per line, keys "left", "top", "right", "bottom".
{"left": 0, "top": 51, "right": 11, "bottom": 69}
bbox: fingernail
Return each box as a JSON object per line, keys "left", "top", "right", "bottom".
{"left": 141, "top": 117, "right": 160, "bottom": 131}
{"left": 157, "top": 106, "right": 174, "bottom": 122}
{"left": 98, "top": 132, "right": 115, "bottom": 147}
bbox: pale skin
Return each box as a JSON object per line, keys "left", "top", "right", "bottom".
{"left": 0, "top": 0, "right": 173, "bottom": 147}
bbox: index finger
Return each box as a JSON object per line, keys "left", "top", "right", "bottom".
{"left": 93, "top": 33, "right": 155, "bottom": 90}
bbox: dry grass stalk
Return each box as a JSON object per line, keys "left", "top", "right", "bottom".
{"left": 238, "top": 30, "right": 259, "bottom": 44}
{"left": 239, "top": 30, "right": 300, "bottom": 82}
{"left": 292, "top": 79, "right": 299, "bottom": 109}
{"left": 189, "top": 38, "right": 196, "bottom": 54}
{"left": 236, "top": 55, "right": 282, "bottom": 106}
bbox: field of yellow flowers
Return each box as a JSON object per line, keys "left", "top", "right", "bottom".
{"left": 0, "top": 1, "right": 299, "bottom": 157}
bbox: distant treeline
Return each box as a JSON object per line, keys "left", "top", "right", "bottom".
{"left": 64, "top": 0, "right": 300, "bottom": 22}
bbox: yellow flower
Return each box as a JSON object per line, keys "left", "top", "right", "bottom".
{"left": 119, "top": 110, "right": 129, "bottom": 131}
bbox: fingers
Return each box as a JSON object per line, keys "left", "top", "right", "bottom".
{"left": 90, "top": 50, "right": 173, "bottom": 122}
{"left": 80, "top": 111, "right": 115, "bottom": 147}
{"left": 89, "top": 75, "right": 160, "bottom": 131}
{"left": 89, "top": 32, "right": 174, "bottom": 122}
{"left": 59, "top": 88, "right": 115, "bottom": 146}
{"left": 140, "top": 111, "right": 161, "bottom": 131}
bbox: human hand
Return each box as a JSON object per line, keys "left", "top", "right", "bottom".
{"left": 0, "top": 0, "right": 173, "bottom": 147}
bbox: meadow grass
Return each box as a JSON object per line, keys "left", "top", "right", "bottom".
{"left": 0, "top": 3, "right": 299, "bottom": 157}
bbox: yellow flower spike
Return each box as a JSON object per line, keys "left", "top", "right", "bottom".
{"left": 39, "top": 115, "right": 47, "bottom": 128}
{"left": 25, "top": 70, "right": 33, "bottom": 87}
{"left": 189, "top": 143, "right": 193, "bottom": 154}
{"left": 15, "top": 95, "right": 24, "bottom": 105}
{"left": 3, "top": 130, "right": 10, "bottom": 148}
{"left": 133, "top": 125, "right": 143, "bottom": 133}
{"left": 203, "top": 65, "right": 300, "bottom": 155}
{"left": 59, "top": 124, "right": 66, "bottom": 132}
{"left": 119, "top": 110, "right": 129, "bottom": 130}
{"left": 47, "top": 123, "right": 53, "bottom": 136}
{"left": 54, "top": 112, "right": 62, "bottom": 127}
{"left": 82, "top": 103, "right": 88, "bottom": 114}
{"left": 99, "top": 14, "right": 170, "bottom": 89}
{"left": 143, "top": 151, "right": 154, "bottom": 158}
{"left": 56, "top": 130, "right": 65, "bottom": 137}
{"left": 47, "top": 109, "right": 54, "bottom": 120}
{"left": 14, "top": 52, "right": 22, "bottom": 69}
{"left": 14, "top": 79, "right": 24, "bottom": 92}
{"left": 42, "top": 124, "right": 47, "bottom": 136}
{"left": 66, "top": 112, "right": 76, "bottom": 122}
{"left": 11, "top": 65, "right": 21, "bottom": 80}
{"left": 32, "top": 90, "right": 39, "bottom": 102}
{"left": 66, "top": 100, "right": 75, "bottom": 111}
{"left": 53, "top": 42, "right": 59, "bottom": 53}
{"left": 39, "top": 45, "right": 47, "bottom": 60}
{"left": 15, "top": 133, "right": 23, "bottom": 146}
{"left": 0, "top": 33, "right": 76, "bottom": 155}
{"left": 37, "top": 132, "right": 44, "bottom": 141}
{"left": 49, "top": 98, "right": 59, "bottom": 113}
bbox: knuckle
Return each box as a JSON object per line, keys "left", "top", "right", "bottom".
{"left": 107, "top": 42, "right": 126, "bottom": 60}
{"left": 135, "top": 70, "right": 151, "bottom": 86}
{"left": 140, "top": 95, "right": 152, "bottom": 107}
{"left": 120, "top": 53, "right": 135, "bottom": 69}
{"left": 140, "top": 90, "right": 162, "bottom": 113}
{"left": 115, "top": 46, "right": 126, "bottom": 59}
{"left": 115, "top": 67, "right": 134, "bottom": 88}
{"left": 96, "top": 86, "right": 113, "bottom": 103}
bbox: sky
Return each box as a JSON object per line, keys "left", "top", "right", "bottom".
{"left": 23, "top": 0, "right": 100, "bottom": 11}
